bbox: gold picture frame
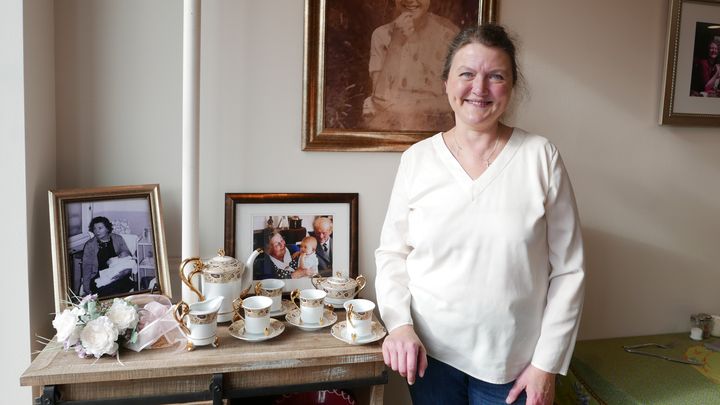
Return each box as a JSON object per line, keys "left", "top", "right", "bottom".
{"left": 660, "top": 0, "right": 720, "bottom": 125}
{"left": 49, "top": 184, "right": 171, "bottom": 313}
{"left": 302, "top": 0, "right": 498, "bottom": 151}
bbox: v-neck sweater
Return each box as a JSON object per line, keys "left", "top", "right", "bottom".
{"left": 375, "top": 129, "right": 585, "bottom": 383}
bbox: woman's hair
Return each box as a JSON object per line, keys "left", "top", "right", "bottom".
{"left": 441, "top": 24, "right": 522, "bottom": 87}
{"left": 88, "top": 216, "right": 113, "bottom": 233}
{"left": 266, "top": 232, "right": 285, "bottom": 249}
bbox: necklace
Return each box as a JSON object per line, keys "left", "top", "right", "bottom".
{"left": 452, "top": 131, "right": 501, "bottom": 168}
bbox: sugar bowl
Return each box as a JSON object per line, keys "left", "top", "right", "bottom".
{"left": 311, "top": 272, "right": 366, "bottom": 307}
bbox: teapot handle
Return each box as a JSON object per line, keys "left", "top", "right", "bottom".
{"left": 174, "top": 301, "right": 191, "bottom": 335}
{"left": 179, "top": 257, "right": 205, "bottom": 301}
{"left": 355, "top": 274, "right": 367, "bottom": 296}
{"left": 310, "top": 274, "right": 324, "bottom": 289}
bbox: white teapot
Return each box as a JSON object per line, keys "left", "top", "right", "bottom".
{"left": 311, "top": 272, "right": 366, "bottom": 307}
{"left": 179, "top": 248, "right": 262, "bottom": 322}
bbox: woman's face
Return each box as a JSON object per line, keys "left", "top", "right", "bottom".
{"left": 709, "top": 42, "right": 718, "bottom": 59}
{"left": 395, "top": 0, "right": 430, "bottom": 18}
{"left": 445, "top": 43, "right": 513, "bottom": 131}
{"left": 92, "top": 223, "right": 109, "bottom": 239}
{"left": 268, "top": 235, "right": 286, "bottom": 259}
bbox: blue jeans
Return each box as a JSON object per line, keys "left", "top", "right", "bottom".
{"left": 408, "top": 356, "right": 526, "bottom": 405}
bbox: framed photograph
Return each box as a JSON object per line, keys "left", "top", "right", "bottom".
{"left": 660, "top": 0, "right": 720, "bottom": 125}
{"left": 49, "top": 184, "right": 171, "bottom": 313}
{"left": 224, "top": 193, "right": 358, "bottom": 292}
{"left": 302, "top": 0, "right": 498, "bottom": 151}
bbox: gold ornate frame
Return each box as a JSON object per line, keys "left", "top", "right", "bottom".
{"left": 49, "top": 184, "right": 171, "bottom": 313}
{"left": 302, "top": 0, "right": 499, "bottom": 152}
{"left": 660, "top": 0, "right": 720, "bottom": 125}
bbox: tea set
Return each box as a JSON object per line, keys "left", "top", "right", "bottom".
{"left": 174, "top": 249, "right": 385, "bottom": 350}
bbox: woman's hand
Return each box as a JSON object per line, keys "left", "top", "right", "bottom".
{"left": 382, "top": 324, "right": 427, "bottom": 385}
{"left": 505, "top": 364, "right": 555, "bottom": 405}
{"left": 290, "top": 268, "right": 309, "bottom": 279}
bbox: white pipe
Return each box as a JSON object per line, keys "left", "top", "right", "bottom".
{"left": 182, "top": 0, "right": 201, "bottom": 304}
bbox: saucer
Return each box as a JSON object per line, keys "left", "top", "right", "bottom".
{"left": 228, "top": 318, "right": 285, "bottom": 342}
{"left": 285, "top": 308, "right": 337, "bottom": 331}
{"left": 269, "top": 300, "right": 294, "bottom": 317}
{"left": 331, "top": 321, "right": 386, "bottom": 345}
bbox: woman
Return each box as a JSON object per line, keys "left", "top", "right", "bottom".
{"left": 81, "top": 216, "right": 134, "bottom": 297}
{"left": 264, "top": 232, "right": 308, "bottom": 279}
{"left": 691, "top": 37, "right": 720, "bottom": 95}
{"left": 375, "top": 25, "right": 584, "bottom": 405}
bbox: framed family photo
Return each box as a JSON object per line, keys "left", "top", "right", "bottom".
{"left": 49, "top": 184, "right": 171, "bottom": 313}
{"left": 660, "top": 0, "right": 720, "bottom": 125}
{"left": 302, "top": 0, "right": 498, "bottom": 151}
{"left": 224, "top": 193, "right": 359, "bottom": 292}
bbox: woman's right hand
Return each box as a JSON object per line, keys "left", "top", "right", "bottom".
{"left": 382, "top": 324, "right": 428, "bottom": 385}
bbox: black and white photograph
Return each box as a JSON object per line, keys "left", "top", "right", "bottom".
{"left": 224, "top": 193, "right": 359, "bottom": 292}
{"left": 49, "top": 184, "right": 170, "bottom": 312}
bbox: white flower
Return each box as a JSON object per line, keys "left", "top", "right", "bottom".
{"left": 80, "top": 316, "right": 119, "bottom": 358}
{"left": 105, "top": 298, "right": 139, "bottom": 333}
{"left": 52, "top": 309, "right": 80, "bottom": 346}
{"left": 71, "top": 306, "right": 86, "bottom": 317}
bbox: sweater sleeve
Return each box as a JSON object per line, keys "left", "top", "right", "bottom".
{"left": 375, "top": 153, "right": 414, "bottom": 333}
{"left": 531, "top": 148, "right": 586, "bottom": 375}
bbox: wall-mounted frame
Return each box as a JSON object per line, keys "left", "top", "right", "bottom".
{"left": 224, "top": 193, "right": 359, "bottom": 292}
{"left": 49, "top": 184, "right": 171, "bottom": 314}
{"left": 302, "top": 0, "right": 498, "bottom": 151}
{"left": 660, "top": 0, "right": 720, "bottom": 125}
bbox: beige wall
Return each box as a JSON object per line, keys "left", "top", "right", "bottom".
{"left": 25, "top": 0, "right": 720, "bottom": 403}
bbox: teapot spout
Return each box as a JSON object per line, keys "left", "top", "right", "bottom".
{"left": 245, "top": 248, "right": 263, "bottom": 270}
{"left": 239, "top": 248, "right": 263, "bottom": 297}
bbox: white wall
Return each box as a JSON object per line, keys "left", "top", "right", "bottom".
{"left": 2, "top": 0, "right": 32, "bottom": 402}
{"left": 41, "top": 0, "right": 720, "bottom": 404}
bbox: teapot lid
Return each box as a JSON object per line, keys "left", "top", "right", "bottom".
{"left": 326, "top": 272, "right": 355, "bottom": 287}
{"left": 204, "top": 248, "right": 242, "bottom": 274}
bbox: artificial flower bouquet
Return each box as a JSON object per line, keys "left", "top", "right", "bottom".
{"left": 51, "top": 294, "right": 185, "bottom": 359}
{"left": 52, "top": 294, "right": 139, "bottom": 358}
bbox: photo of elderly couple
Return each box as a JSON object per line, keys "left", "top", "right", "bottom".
{"left": 252, "top": 215, "right": 334, "bottom": 280}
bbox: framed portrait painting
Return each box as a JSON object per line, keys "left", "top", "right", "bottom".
{"left": 224, "top": 193, "right": 359, "bottom": 292}
{"left": 302, "top": 0, "right": 498, "bottom": 151}
{"left": 660, "top": 0, "right": 720, "bottom": 125}
{"left": 49, "top": 184, "right": 171, "bottom": 313}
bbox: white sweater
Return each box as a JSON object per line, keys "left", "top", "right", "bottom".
{"left": 375, "top": 129, "right": 585, "bottom": 384}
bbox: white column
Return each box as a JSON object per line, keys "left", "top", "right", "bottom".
{"left": 182, "top": 0, "right": 201, "bottom": 303}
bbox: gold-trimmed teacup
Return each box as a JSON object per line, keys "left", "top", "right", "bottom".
{"left": 344, "top": 299, "right": 375, "bottom": 340}
{"left": 254, "top": 279, "right": 285, "bottom": 312}
{"left": 290, "top": 288, "right": 328, "bottom": 325}
{"left": 233, "top": 295, "right": 273, "bottom": 335}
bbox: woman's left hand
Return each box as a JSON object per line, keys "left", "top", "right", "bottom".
{"left": 505, "top": 364, "right": 555, "bottom": 405}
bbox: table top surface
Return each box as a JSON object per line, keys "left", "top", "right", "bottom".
{"left": 20, "top": 313, "right": 385, "bottom": 387}
{"left": 569, "top": 333, "right": 720, "bottom": 404}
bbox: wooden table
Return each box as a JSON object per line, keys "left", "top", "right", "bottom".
{"left": 20, "top": 315, "right": 387, "bottom": 404}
